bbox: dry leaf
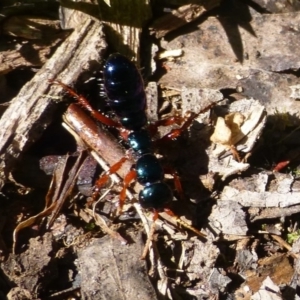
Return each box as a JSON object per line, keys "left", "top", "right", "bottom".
{"left": 211, "top": 99, "right": 266, "bottom": 159}
{"left": 210, "top": 117, "right": 233, "bottom": 146}
{"left": 210, "top": 112, "right": 245, "bottom": 147}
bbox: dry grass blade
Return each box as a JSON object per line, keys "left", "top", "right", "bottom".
{"left": 13, "top": 152, "right": 86, "bottom": 253}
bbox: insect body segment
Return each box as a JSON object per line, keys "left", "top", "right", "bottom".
{"left": 50, "top": 53, "right": 208, "bottom": 240}
{"left": 103, "top": 54, "right": 173, "bottom": 210}
{"left": 103, "top": 54, "right": 147, "bottom": 130}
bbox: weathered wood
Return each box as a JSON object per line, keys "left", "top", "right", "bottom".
{"left": 78, "top": 233, "right": 158, "bottom": 300}
{"left": 63, "top": 104, "right": 133, "bottom": 180}
{"left": 150, "top": 1, "right": 220, "bottom": 38}
{"left": 0, "top": 18, "right": 107, "bottom": 178}
{"left": 0, "top": 16, "right": 65, "bottom": 74}
{"left": 97, "top": 0, "right": 152, "bottom": 61}
{"left": 60, "top": 0, "right": 152, "bottom": 61}
{"left": 159, "top": 9, "right": 300, "bottom": 116}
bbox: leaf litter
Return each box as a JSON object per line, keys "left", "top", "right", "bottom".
{"left": 1, "top": 0, "right": 300, "bottom": 299}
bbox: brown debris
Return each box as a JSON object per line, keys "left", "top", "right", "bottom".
{"left": 2, "top": 233, "right": 57, "bottom": 298}
{"left": 159, "top": 9, "right": 300, "bottom": 116}
{"left": 150, "top": 0, "right": 221, "bottom": 38}
{"left": 0, "top": 15, "right": 67, "bottom": 75}
{"left": 63, "top": 104, "right": 133, "bottom": 180}
{"left": 78, "top": 233, "right": 157, "bottom": 300}
{"left": 0, "top": 18, "right": 107, "bottom": 178}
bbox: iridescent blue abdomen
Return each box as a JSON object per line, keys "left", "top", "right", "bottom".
{"left": 103, "top": 54, "right": 147, "bottom": 130}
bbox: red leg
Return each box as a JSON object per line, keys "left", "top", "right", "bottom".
{"left": 119, "top": 169, "right": 137, "bottom": 212}
{"left": 164, "top": 166, "right": 184, "bottom": 200}
{"left": 230, "top": 145, "right": 241, "bottom": 162}
{"left": 141, "top": 207, "right": 206, "bottom": 259}
{"left": 273, "top": 160, "right": 290, "bottom": 172}
{"left": 140, "top": 209, "right": 159, "bottom": 260}
{"left": 93, "top": 157, "right": 128, "bottom": 200}
{"left": 164, "top": 208, "right": 206, "bottom": 238}
{"left": 148, "top": 114, "right": 184, "bottom": 136}
{"left": 49, "top": 80, "right": 121, "bottom": 128}
{"left": 157, "top": 101, "right": 219, "bottom": 143}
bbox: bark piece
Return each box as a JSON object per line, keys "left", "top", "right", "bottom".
{"left": 208, "top": 200, "right": 248, "bottom": 236}
{"left": 0, "top": 16, "right": 66, "bottom": 75}
{"left": 150, "top": 1, "right": 221, "bottom": 38}
{"left": 98, "top": 0, "right": 152, "bottom": 60}
{"left": 222, "top": 172, "right": 300, "bottom": 221}
{"left": 222, "top": 173, "right": 300, "bottom": 208}
{"left": 181, "top": 87, "right": 223, "bottom": 116}
{"left": 252, "top": 0, "right": 300, "bottom": 13}
{"left": 209, "top": 268, "right": 232, "bottom": 294}
{"left": 2, "top": 16, "right": 61, "bottom": 40}
{"left": 145, "top": 82, "right": 159, "bottom": 122}
{"left": 60, "top": 0, "right": 151, "bottom": 60}
{"left": 63, "top": 104, "right": 132, "bottom": 180}
{"left": 0, "top": 18, "right": 107, "bottom": 178}
{"left": 209, "top": 156, "right": 250, "bottom": 181}
{"left": 235, "top": 239, "right": 258, "bottom": 273}
{"left": 78, "top": 233, "right": 157, "bottom": 300}
{"left": 235, "top": 245, "right": 294, "bottom": 298}
{"left": 159, "top": 8, "right": 300, "bottom": 115}
{"left": 250, "top": 205, "right": 300, "bottom": 222}
{"left": 179, "top": 238, "right": 225, "bottom": 298}
{"left": 223, "top": 186, "right": 300, "bottom": 208}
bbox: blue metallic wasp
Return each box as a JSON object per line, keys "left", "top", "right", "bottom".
{"left": 51, "top": 53, "right": 216, "bottom": 238}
